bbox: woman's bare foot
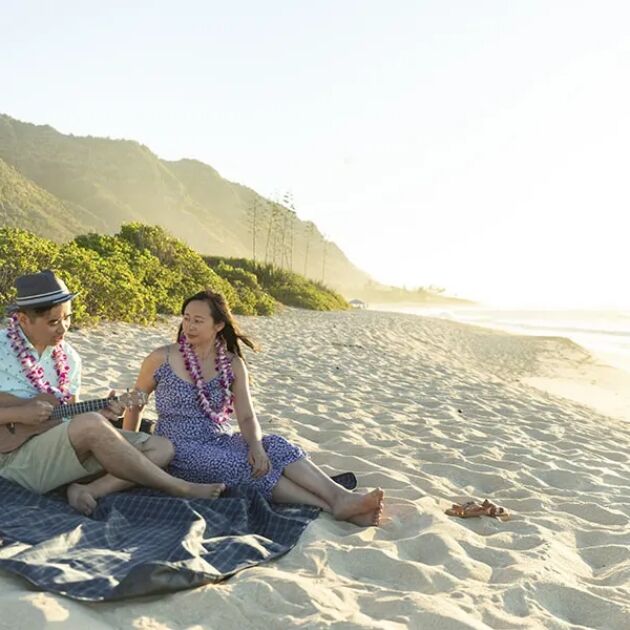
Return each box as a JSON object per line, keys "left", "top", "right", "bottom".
{"left": 347, "top": 504, "right": 384, "bottom": 527}
{"left": 332, "top": 488, "right": 384, "bottom": 524}
{"left": 180, "top": 482, "right": 226, "bottom": 500}
{"left": 67, "top": 483, "right": 98, "bottom": 516}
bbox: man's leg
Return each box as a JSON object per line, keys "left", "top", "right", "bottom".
{"left": 67, "top": 435, "right": 175, "bottom": 515}
{"left": 67, "top": 413, "right": 224, "bottom": 505}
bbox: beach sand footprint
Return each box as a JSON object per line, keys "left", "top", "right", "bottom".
{"left": 530, "top": 582, "right": 630, "bottom": 629}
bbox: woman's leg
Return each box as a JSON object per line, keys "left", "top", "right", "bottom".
{"left": 271, "top": 475, "right": 331, "bottom": 511}
{"left": 272, "top": 472, "right": 380, "bottom": 526}
{"left": 282, "top": 458, "right": 384, "bottom": 525}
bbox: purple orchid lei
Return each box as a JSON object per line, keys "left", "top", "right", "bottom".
{"left": 179, "top": 334, "right": 234, "bottom": 425}
{"left": 6, "top": 313, "right": 72, "bottom": 403}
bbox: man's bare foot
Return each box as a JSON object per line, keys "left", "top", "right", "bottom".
{"left": 67, "top": 483, "right": 98, "bottom": 516}
{"left": 332, "top": 488, "right": 384, "bottom": 523}
{"left": 181, "top": 482, "right": 226, "bottom": 500}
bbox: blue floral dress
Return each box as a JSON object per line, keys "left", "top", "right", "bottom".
{"left": 153, "top": 360, "right": 305, "bottom": 499}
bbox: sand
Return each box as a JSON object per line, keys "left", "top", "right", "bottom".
{"left": 1, "top": 309, "right": 629, "bottom": 629}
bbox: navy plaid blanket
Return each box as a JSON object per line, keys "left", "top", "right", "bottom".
{"left": 0, "top": 477, "right": 319, "bottom": 601}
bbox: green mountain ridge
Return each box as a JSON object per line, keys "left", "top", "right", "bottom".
{"left": 0, "top": 113, "right": 369, "bottom": 293}
{"left": 0, "top": 156, "right": 103, "bottom": 240}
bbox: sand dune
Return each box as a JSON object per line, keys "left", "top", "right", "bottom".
{"left": 1, "top": 309, "right": 629, "bottom": 629}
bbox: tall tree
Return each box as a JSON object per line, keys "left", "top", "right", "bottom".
{"left": 264, "top": 201, "right": 282, "bottom": 266}
{"left": 277, "top": 191, "right": 298, "bottom": 271}
{"left": 303, "top": 221, "right": 315, "bottom": 277}
{"left": 245, "top": 197, "right": 263, "bottom": 262}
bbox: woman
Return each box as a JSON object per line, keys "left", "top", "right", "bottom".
{"left": 124, "top": 290, "right": 384, "bottom": 526}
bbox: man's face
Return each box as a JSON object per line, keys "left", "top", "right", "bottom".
{"left": 18, "top": 301, "right": 73, "bottom": 349}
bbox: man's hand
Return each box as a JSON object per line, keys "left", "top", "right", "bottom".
{"left": 34, "top": 392, "right": 61, "bottom": 406}
{"left": 15, "top": 400, "right": 54, "bottom": 425}
{"left": 99, "top": 390, "right": 123, "bottom": 422}
{"left": 248, "top": 444, "right": 271, "bottom": 478}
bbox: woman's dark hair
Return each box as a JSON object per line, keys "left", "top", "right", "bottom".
{"left": 177, "top": 290, "right": 257, "bottom": 358}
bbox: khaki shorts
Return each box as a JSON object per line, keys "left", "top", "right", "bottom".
{"left": 0, "top": 421, "right": 151, "bottom": 494}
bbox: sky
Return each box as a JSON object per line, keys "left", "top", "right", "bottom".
{"left": 2, "top": 1, "right": 629, "bottom": 308}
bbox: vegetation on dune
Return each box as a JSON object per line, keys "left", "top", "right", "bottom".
{"left": 205, "top": 257, "right": 348, "bottom": 311}
{"left": 0, "top": 224, "right": 348, "bottom": 326}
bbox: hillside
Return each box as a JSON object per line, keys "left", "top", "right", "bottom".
{"left": 0, "top": 157, "right": 105, "bottom": 240}
{"left": 0, "top": 114, "right": 369, "bottom": 294}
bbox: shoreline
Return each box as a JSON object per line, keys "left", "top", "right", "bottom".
{"left": 2, "top": 308, "right": 629, "bottom": 628}
{"left": 369, "top": 305, "right": 630, "bottom": 424}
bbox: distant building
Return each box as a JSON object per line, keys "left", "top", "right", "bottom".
{"left": 349, "top": 299, "right": 367, "bottom": 309}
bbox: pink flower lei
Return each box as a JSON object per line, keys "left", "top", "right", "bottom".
{"left": 6, "top": 313, "right": 72, "bottom": 403}
{"left": 179, "top": 334, "right": 234, "bottom": 425}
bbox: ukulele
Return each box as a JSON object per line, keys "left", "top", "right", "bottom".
{"left": 0, "top": 390, "right": 148, "bottom": 454}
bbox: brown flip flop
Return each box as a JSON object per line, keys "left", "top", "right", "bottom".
{"left": 445, "top": 501, "right": 487, "bottom": 518}
{"left": 480, "top": 499, "right": 511, "bottom": 522}
{"left": 446, "top": 499, "right": 510, "bottom": 521}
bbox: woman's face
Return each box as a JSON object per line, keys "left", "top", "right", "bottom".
{"left": 182, "top": 300, "right": 224, "bottom": 346}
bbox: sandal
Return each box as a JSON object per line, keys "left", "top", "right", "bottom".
{"left": 446, "top": 499, "right": 510, "bottom": 521}
{"left": 445, "top": 501, "right": 487, "bottom": 518}
{"left": 480, "top": 499, "right": 510, "bottom": 521}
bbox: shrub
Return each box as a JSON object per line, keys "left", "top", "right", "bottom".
{"left": 0, "top": 228, "right": 59, "bottom": 306}
{"left": 54, "top": 243, "right": 156, "bottom": 324}
{"left": 207, "top": 261, "right": 276, "bottom": 316}
{"left": 118, "top": 223, "right": 240, "bottom": 312}
{"left": 205, "top": 257, "right": 348, "bottom": 311}
{"left": 0, "top": 228, "right": 154, "bottom": 325}
{"left": 75, "top": 232, "right": 178, "bottom": 314}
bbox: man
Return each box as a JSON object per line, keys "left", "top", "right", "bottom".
{"left": 0, "top": 270, "right": 224, "bottom": 515}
